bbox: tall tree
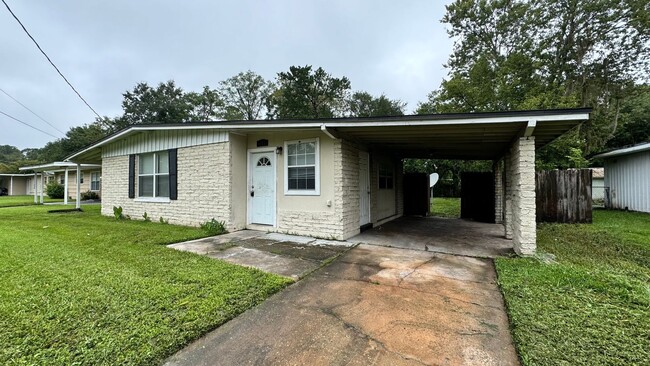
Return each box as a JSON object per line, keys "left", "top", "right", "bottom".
{"left": 0, "top": 145, "right": 24, "bottom": 164}
{"left": 348, "top": 92, "right": 406, "bottom": 117}
{"left": 218, "top": 71, "right": 275, "bottom": 120}
{"left": 269, "top": 66, "right": 351, "bottom": 119}
{"left": 420, "top": 0, "right": 650, "bottom": 168}
{"left": 186, "top": 86, "right": 224, "bottom": 121}
{"left": 119, "top": 81, "right": 194, "bottom": 128}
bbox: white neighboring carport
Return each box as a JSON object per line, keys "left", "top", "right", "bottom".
{"left": 19, "top": 162, "right": 101, "bottom": 208}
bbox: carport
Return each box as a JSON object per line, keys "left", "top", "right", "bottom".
{"left": 319, "top": 108, "right": 591, "bottom": 255}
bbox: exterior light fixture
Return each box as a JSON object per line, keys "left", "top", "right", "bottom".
{"left": 276, "top": 146, "right": 283, "bottom": 155}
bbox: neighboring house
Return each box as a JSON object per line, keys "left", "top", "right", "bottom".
{"left": 0, "top": 173, "right": 45, "bottom": 195}
{"left": 593, "top": 142, "right": 650, "bottom": 213}
{"left": 18, "top": 162, "right": 102, "bottom": 205}
{"left": 67, "top": 109, "right": 591, "bottom": 255}
{"left": 590, "top": 168, "right": 605, "bottom": 202}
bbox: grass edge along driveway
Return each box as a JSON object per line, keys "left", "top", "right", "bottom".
{"left": 0, "top": 205, "right": 292, "bottom": 365}
{"left": 496, "top": 209, "right": 650, "bottom": 366}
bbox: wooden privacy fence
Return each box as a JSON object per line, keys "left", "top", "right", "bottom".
{"left": 536, "top": 169, "right": 592, "bottom": 223}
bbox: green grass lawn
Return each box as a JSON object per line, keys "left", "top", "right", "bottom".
{"left": 430, "top": 197, "right": 461, "bottom": 218}
{"left": 0, "top": 205, "right": 291, "bottom": 365}
{"left": 0, "top": 195, "right": 64, "bottom": 207}
{"left": 496, "top": 210, "right": 650, "bottom": 365}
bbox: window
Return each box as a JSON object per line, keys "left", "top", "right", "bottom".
{"left": 91, "top": 172, "right": 100, "bottom": 191}
{"left": 59, "top": 175, "right": 64, "bottom": 185}
{"left": 379, "top": 164, "right": 394, "bottom": 189}
{"left": 285, "top": 139, "right": 319, "bottom": 195}
{"left": 79, "top": 172, "right": 84, "bottom": 184}
{"left": 138, "top": 151, "right": 169, "bottom": 197}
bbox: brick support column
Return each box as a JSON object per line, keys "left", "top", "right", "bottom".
{"left": 509, "top": 137, "right": 536, "bottom": 255}
{"left": 493, "top": 160, "right": 504, "bottom": 224}
{"left": 503, "top": 153, "right": 513, "bottom": 239}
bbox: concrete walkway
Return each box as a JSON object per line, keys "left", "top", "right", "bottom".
{"left": 165, "top": 244, "right": 519, "bottom": 366}
{"left": 168, "top": 231, "right": 353, "bottom": 280}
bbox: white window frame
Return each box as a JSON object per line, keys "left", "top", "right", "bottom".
{"left": 90, "top": 172, "right": 101, "bottom": 191}
{"left": 378, "top": 163, "right": 394, "bottom": 190}
{"left": 284, "top": 138, "right": 320, "bottom": 196}
{"left": 137, "top": 152, "right": 170, "bottom": 199}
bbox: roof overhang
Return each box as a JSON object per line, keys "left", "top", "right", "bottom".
{"left": 592, "top": 142, "right": 650, "bottom": 159}
{"left": 67, "top": 108, "right": 591, "bottom": 162}
{"left": 19, "top": 162, "right": 102, "bottom": 173}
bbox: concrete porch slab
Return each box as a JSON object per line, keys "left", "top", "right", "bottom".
{"left": 207, "top": 246, "right": 320, "bottom": 280}
{"left": 351, "top": 216, "right": 514, "bottom": 258}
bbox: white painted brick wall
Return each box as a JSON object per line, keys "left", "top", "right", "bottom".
{"left": 100, "top": 142, "right": 235, "bottom": 229}
{"left": 507, "top": 137, "right": 536, "bottom": 255}
{"left": 494, "top": 160, "right": 504, "bottom": 224}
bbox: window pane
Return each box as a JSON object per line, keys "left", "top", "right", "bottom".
{"left": 139, "top": 154, "right": 154, "bottom": 174}
{"left": 139, "top": 176, "right": 153, "bottom": 197}
{"left": 288, "top": 143, "right": 296, "bottom": 155}
{"left": 156, "top": 175, "right": 170, "bottom": 197}
{"left": 157, "top": 151, "right": 169, "bottom": 174}
{"left": 288, "top": 167, "right": 315, "bottom": 191}
{"left": 306, "top": 153, "right": 315, "bottom": 165}
{"left": 304, "top": 141, "right": 315, "bottom": 154}
{"left": 288, "top": 155, "right": 297, "bottom": 166}
{"left": 297, "top": 154, "right": 306, "bottom": 165}
{"left": 297, "top": 143, "right": 305, "bottom": 154}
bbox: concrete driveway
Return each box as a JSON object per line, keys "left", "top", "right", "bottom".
{"left": 165, "top": 244, "right": 519, "bottom": 366}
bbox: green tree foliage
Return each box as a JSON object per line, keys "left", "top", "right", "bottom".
{"left": 0, "top": 145, "right": 24, "bottom": 164}
{"left": 186, "top": 86, "right": 224, "bottom": 121}
{"left": 218, "top": 71, "right": 275, "bottom": 120}
{"left": 348, "top": 92, "right": 406, "bottom": 117}
{"left": 117, "top": 81, "right": 196, "bottom": 129}
{"left": 605, "top": 84, "right": 650, "bottom": 148}
{"left": 269, "top": 66, "right": 351, "bottom": 119}
{"left": 420, "top": 0, "right": 650, "bottom": 168}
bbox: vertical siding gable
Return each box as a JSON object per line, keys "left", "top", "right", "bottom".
{"left": 102, "top": 129, "right": 229, "bottom": 158}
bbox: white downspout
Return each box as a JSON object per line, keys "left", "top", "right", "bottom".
{"left": 9, "top": 176, "right": 12, "bottom": 196}
{"left": 320, "top": 124, "right": 338, "bottom": 140}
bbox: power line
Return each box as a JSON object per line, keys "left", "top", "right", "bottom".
{"left": 0, "top": 109, "right": 60, "bottom": 139}
{"left": 0, "top": 87, "right": 65, "bottom": 135}
{"left": 2, "top": 0, "right": 101, "bottom": 119}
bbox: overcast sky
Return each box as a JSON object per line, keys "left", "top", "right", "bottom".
{"left": 0, "top": 0, "right": 453, "bottom": 150}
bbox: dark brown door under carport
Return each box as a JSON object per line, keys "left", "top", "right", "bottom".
{"left": 460, "top": 172, "right": 495, "bottom": 223}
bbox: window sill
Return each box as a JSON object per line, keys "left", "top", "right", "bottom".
{"left": 134, "top": 197, "right": 171, "bottom": 203}
{"left": 284, "top": 190, "right": 320, "bottom": 196}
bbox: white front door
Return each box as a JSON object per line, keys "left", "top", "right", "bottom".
{"left": 250, "top": 151, "right": 275, "bottom": 225}
{"left": 359, "top": 151, "right": 371, "bottom": 226}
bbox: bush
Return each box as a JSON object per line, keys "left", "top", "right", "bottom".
{"left": 46, "top": 182, "right": 65, "bottom": 199}
{"left": 200, "top": 218, "right": 227, "bottom": 236}
{"left": 80, "top": 191, "right": 99, "bottom": 200}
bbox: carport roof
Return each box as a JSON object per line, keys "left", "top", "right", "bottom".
{"left": 68, "top": 108, "right": 590, "bottom": 162}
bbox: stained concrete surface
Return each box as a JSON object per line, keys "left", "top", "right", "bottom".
{"left": 167, "top": 230, "right": 350, "bottom": 280}
{"left": 351, "top": 216, "right": 514, "bottom": 258}
{"left": 165, "top": 244, "right": 519, "bottom": 366}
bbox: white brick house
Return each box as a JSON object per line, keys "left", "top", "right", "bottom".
{"left": 67, "top": 109, "right": 590, "bottom": 255}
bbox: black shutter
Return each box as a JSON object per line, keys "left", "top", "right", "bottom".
{"left": 169, "top": 149, "right": 178, "bottom": 200}
{"left": 128, "top": 155, "right": 135, "bottom": 198}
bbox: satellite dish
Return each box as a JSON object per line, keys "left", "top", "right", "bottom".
{"left": 429, "top": 173, "right": 439, "bottom": 187}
